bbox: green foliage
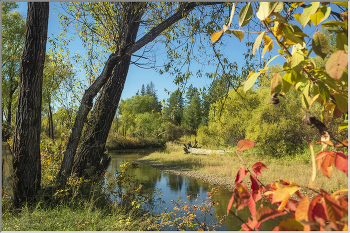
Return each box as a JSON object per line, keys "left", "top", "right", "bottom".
{"left": 195, "top": 76, "right": 331, "bottom": 157}
{"left": 163, "top": 89, "right": 184, "bottom": 126}
{"left": 213, "top": 2, "right": 348, "bottom": 132}
{"left": 135, "top": 112, "right": 162, "bottom": 138}
{"left": 2, "top": 2, "right": 26, "bottom": 125}
{"left": 182, "top": 85, "right": 202, "bottom": 131}
{"left": 118, "top": 94, "right": 159, "bottom": 136}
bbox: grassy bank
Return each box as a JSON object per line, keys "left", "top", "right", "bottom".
{"left": 2, "top": 199, "right": 154, "bottom": 231}
{"left": 2, "top": 137, "right": 161, "bottom": 231}
{"left": 140, "top": 142, "right": 348, "bottom": 193}
{"left": 106, "top": 135, "right": 165, "bottom": 150}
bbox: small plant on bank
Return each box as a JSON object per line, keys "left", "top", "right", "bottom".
{"left": 226, "top": 138, "right": 348, "bottom": 231}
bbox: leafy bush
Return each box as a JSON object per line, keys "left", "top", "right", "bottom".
{"left": 226, "top": 139, "right": 348, "bottom": 231}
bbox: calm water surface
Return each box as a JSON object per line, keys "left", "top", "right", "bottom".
{"left": 106, "top": 149, "right": 284, "bottom": 231}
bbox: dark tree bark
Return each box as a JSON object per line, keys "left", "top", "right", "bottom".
{"left": 12, "top": 2, "right": 49, "bottom": 206}
{"left": 57, "top": 2, "right": 222, "bottom": 185}
{"left": 71, "top": 3, "right": 142, "bottom": 178}
{"left": 48, "top": 100, "right": 54, "bottom": 139}
{"left": 72, "top": 56, "right": 133, "bottom": 178}
{"left": 6, "top": 91, "right": 13, "bottom": 126}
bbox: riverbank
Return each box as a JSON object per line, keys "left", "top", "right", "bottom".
{"left": 135, "top": 142, "right": 348, "bottom": 194}
{"left": 106, "top": 135, "right": 165, "bottom": 150}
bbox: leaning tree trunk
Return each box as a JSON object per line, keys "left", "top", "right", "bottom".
{"left": 72, "top": 56, "right": 133, "bottom": 178}
{"left": 57, "top": 2, "right": 219, "bottom": 186}
{"left": 71, "top": 6, "right": 142, "bottom": 178}
{"left": 12, "top": 2, "right": 49, "bottom": 206}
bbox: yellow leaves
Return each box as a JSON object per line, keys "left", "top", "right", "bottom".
{"left": 272, "top": 183, "right": 300, "bottom": 203}
{"left": 244, "top": 72, "right": 261, "bottom": 93}
{"left": 210, "top": 30, "right": 223, "bottom": 44}
{"left": 310, "top": 6, "right": 331, "bottom": 26}
{"left": 291, "top": 50, "right": 305, "bottom": 73}
{"left": 295, "top": 195, "right": 310, "bottom": 221}
{"left": 262, "top": 34, "right": 273, "bottom": 58}
{"left": 279, "top": 219, "right": 304, "bottom": 231}
{"left": 299, "top": 2, "right": 320, "bottom": 28}
{"left": 252, "top": 32, "right": 265, "bottom": 55}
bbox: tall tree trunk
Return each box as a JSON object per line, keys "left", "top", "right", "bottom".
{"left": 48, "top": 100, "right": 54, "bottom": 140}
{"left": 6, "top": 91, "right": 13, "bottom": 126}
{"left": 47, "top": 111, "right": 51, "bottom": 137}
{"left": 57, "top": 2, "right": 218, "bottom": 185}
{"left": 12, "top": 2, "right": 49, "bottom": 206}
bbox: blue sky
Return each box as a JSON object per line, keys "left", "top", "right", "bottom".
{"left": 14, "top": 2, "right": 325, "bottom": 104}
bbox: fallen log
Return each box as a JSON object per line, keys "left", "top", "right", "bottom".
{"left": 187, "top": 148, "right": 233, "bottom": 155}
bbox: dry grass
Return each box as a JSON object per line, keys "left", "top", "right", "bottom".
{"left": 142, "top": 142, "right": 348, "bottom": 193}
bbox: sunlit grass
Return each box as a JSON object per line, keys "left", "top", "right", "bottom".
{"left": 2, "top": 137, "right": 160, "bottom": 231}
{"left": 2, "top": 199, "right": 155, "bottom": 231}
{"left": 141, "top": 142, "right": 348, "bottom": 193}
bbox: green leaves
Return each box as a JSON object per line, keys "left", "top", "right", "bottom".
{"left": 291, "top": 51, "right": 305, "bottom": 73}
{"left": 299, "top": 2, "right": 320, "bottom": 28}
{"left": 334, "top": 93, "right": 348, "bottom": 113}
{"left": 244, "top": 72, "right": 261, "bottom": 93}
{"left": 256, "top": 2, "right": 271, "bottom": 21}
{"left": 238, "top": 3, "right": 253, "bottom": 27}
{"left": 336, "top": 32, "right": 348, "bottom": 51}
{"left": 317, "top": 80, "right": 330, "bottom": 103}
{"left": 282, "top": 25, "right": 304, "bottom": 46}
{"left": 253, "top": 32, "right": 265, "bottom": 55}
{"left": 325, "top": 50, "right": 348, "bottom": 81}
{"left": 231, "top": 30, "right": 245, "bottom": 42}
{"left": 244, "top": 72, "right": 260, "bottom": 92}
{"left": 256, "top": 2, "right": 283, "bottom": 21}
{"left": 312, "top": 32, "right": 331, "bottom": 59}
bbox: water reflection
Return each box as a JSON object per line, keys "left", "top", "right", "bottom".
{"left": 107, "top": 149, "right": 287, "bottom": 231}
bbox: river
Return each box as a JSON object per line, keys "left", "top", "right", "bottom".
{"left": 106, "top": 149, "right": 285, "bottom": 231}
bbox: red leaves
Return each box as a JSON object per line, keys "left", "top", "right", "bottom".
{"left": 248, "top": 195, "right": 256, "bottom": 219}
{"left": 235, "top": 166, "right": 248, "bottom": 183}
{"left": 252, "top": 162, "right": 268, "bottom": 176}
{"left": 316, "top": 150, "right": 348, "bottom": 178}
{"left": 334, "top": 151, "right": 348, "bottom": 176}
{"left": 229, "top": 137, "right": 348, "bottom": 231}
{"left": 322, "top": 192, "right": 344, "bottom": 223}
{"left": 227, "top": 194, "right": 234, "bottom": 216}
{"left": 250, "top": 174, "right": 262, "bottom": 202}
{"left": 256, "top": 206, "right": 286, "bottom": 223}
{"left": 237, "top": 139, "right": 254, "bottom": 151}
{"left": 241, "top": 217, "right": 261, "bottom": 231}
{"left": 233, "top": 183, "right": 250, "bottom": 210}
